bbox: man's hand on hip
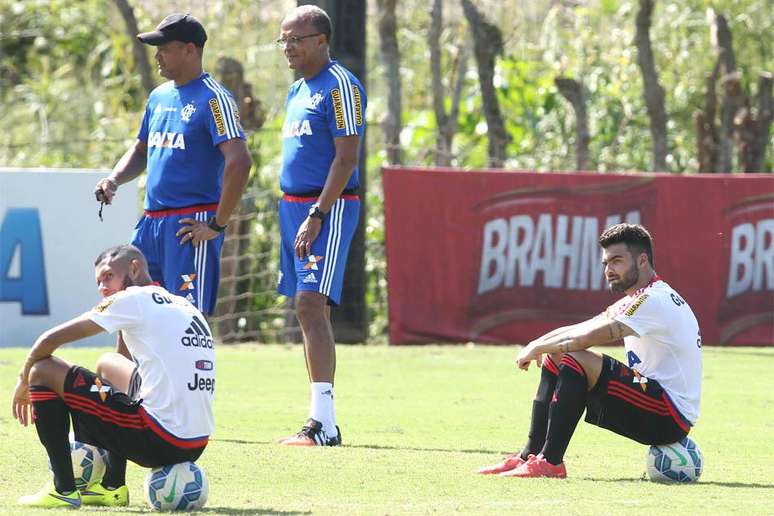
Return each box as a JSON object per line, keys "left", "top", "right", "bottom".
{"left": 295, "top": 217, "right": 322, "bottom": 259}
{"left": 177, "top": 218, "right": 219, "bottom": 247}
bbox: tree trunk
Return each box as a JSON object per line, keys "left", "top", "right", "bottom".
{"left": 735, "top": 73, "right": 773, "bottom": 173}
{"left": 301, "top": 0, "right": 368, "bottom": 343}
{"left": 429, "top": 0, "right": 469, "bottom": 167}
{"left": 634, "top": 0, "right": 668, "bottom": 172}
{"left": 429, "top": 0, "right": 450, "bottom": 165}
{"left": 377, "top": 0, "right": 402, "bottom": 165}
{"left": 554, "top": 77, "right": 590, "bottom": 171}
{"left": 715, "top": 14, "right": 740, "bottom": 173}
{"left": 113, "top": 0, "right": 155, "bottom": 95}
{"left": 694, "top": 61, "right": 721, "bottom": 172}
{"left": 461, "top": 0, "right": 509, "bottom": 168}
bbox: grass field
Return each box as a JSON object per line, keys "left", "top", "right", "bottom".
{"left": 1, "top": 344, "right": 773, "bottom": 514}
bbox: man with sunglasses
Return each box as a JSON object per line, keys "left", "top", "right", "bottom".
{"left": 94, "top": 13, "right": 252, "bottom": 318}
{"left": 275, "top": 5, "right": 367, "bottom": 447}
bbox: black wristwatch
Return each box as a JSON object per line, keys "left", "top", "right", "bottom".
{"left": 308, "top": 203, "right": 326, "bottom": 221}
{"left": 207, "top": 216, "right": 228, "bottom": 233}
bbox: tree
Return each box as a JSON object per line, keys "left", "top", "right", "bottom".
{"left": 113, "top": 0, "right": 154, "bottom": 96}
{"left": 428, "top": 0, "right": 468, "bottom": 167}
{"left": 554, "top": 77, "right": 590, "bottom": 171}
{"left": 695, "top": 12, "right": 772, "bottom": 172}
{"left": 634, "top": 0, "right": 668, "bottom": 171}
{"left": 461, "top": 0, "right": 509, "bottom": 168}
{"left": 376, "top": 0, "right": 402, "bottom": 166}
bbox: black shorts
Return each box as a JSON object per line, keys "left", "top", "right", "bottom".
{"left": 62, "top": 366, "right": 207, "bottom": 468}
{"left": 585, "top": 355, "right": 691, "bottom": 445}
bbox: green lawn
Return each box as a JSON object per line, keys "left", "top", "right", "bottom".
{"left": 1, "top": 344, "right": 772, "bottom": 514}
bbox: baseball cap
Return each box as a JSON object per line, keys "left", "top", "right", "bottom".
{"left": 137, "top": 13, "right": 207, "bottom": 47}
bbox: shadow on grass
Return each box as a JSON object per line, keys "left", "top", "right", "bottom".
{"left": 211, "top": 438, "right": 505, "bottom": 455}
{"left": 210, "top": 438, "right": 272, "bottom": 445}
{"left": 346, "top": 443, "right": 506, "bottom": 455}
{"left": 116, "top": 508, "right": 309, "bottom": 515}
{"left": 586, "top": 477, "right": 774, "bottom": 489}
{"left": 202, "top": 508, "right": 311, "bottom": 515}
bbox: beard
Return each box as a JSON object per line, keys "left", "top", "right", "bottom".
{"left": 608, "top": 264, "right": 639, "bottom": 293}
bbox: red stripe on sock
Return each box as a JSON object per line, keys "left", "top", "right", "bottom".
{"left": 30, "top": 392, "right": 59, "bottom": 403}
{"left": 542, "top": 356, "right": 560, "bottom": 376}
{"left": 559, "top": 355, "right": 585, "bottom": 377}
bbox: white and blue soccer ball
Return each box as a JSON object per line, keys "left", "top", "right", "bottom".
{"left": 646, "top": 437, "right": 703, "bottom": 483}
{"left": 49, "top": 441, "right": 107, "bottom": 490}
{"left": 144, "top": 461, "right": 209, "bottom": 511}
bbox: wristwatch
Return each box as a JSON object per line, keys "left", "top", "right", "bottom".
{"left": 308, "top": 203, "right": 326, "bottom": 221}
{"left": 207, "top": 216, "right": 228, "bottom": 233}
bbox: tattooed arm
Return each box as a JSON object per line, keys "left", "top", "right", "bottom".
{"left": 516, "top": 316, "right": 635, "bottom": 370}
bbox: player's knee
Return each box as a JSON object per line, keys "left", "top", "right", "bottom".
{"left": 95, "top": 353, "right": 113, "bottom": 377}
{"left": 295, "top": 294, "right": 326, "bottom": 324}
{"left": 28, "top": 359, "right": 55, "bottom": 387}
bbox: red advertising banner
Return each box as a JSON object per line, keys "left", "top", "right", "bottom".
{"left": 383, "top": 167, "right": 774, "bottom": 346}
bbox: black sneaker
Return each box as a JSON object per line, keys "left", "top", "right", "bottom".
{"left": 278, "top": 418, "right": 342, "bottom": 446}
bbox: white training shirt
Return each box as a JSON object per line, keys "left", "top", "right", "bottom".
{"left": 88, "top": 285, "right": 215, "bottom": 440}
{"left": 607, "top": 278, "right": 702, "bottom": 424}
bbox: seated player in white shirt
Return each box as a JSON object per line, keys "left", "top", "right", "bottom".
{"left": 478, "top": 223, "right": 702, "bottom": 478}
{"left": 12, "top": 244, "right": 215, "bottom": 508}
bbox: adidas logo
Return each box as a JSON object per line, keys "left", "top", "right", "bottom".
{"left": 180, "top": 315, "right": 214, "bottom": 348}
{"left": 73, "top": 373, "right": 86, "bottom": 388}
{"left": 303, "top": 272, "right": 318, "bottom": 284}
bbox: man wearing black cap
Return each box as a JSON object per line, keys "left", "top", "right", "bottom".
{"left": 94, "top": 13, "right": 252, "bottom": 319}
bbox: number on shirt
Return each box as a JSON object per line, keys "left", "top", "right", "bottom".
{"left": 627, "top": 350, "right": 642, "bottom": 368}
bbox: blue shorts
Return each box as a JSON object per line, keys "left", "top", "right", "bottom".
{"left": 277, "top": 194, "right": 360, "bottom": 306}
{"left": 131, "top": 204, "right": 223, "bottom": 315}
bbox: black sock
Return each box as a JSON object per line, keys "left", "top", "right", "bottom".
{"left": 101, "top": 452, "right": 127, "bottom": 488}
{"left": 540, "top": 355, "right": 588, "bottom": 465}
{"left": 520, "top": 356, "right": 559, "bottom": 460}
{"left": 29, "top": 386, "right": 75, "bottom": 494}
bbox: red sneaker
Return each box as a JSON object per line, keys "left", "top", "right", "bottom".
{"left": 477, "top": 453, "right": 527, "bottom": 475}
{"left": 499, "top": 454, "right": 567, "bottom": 478}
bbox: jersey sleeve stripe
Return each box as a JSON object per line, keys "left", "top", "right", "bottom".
{"left": 202, "top": 77, "right": 239, "bottom": 139}
{"left": 202, "top": 77, "right": 238, "bottom": 138}
{"left": 328, "top": 66, "right": 357, "bottom": 135}
{"left": 332, "top": 65, "right": 357, "bottom": 134}
{"left": 336, "top": 66, "right": 359, "bottom": 135}
{"left": 327, "top": 67, "right": 353, "bottom": 135}
{"left": 207, "top": 78, "right": 242, "bottom": 138}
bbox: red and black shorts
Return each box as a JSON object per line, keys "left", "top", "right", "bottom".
{"left": 62, "top": 366, "right": 207, "bottom": 468}
{"left": 585, "top": 355, "right": 691, "bottom": 445}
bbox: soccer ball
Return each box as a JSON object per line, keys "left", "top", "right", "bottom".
{"left": 48, "top": 441, "right": 107, "bottom": 490}
{"left": 144, "top": 462, "right": 208, "bottom": 511}
{"left": 646, "top": 437, "right": 703, "bottom": 483}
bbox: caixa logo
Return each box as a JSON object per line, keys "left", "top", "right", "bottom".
{"left": 0, "top": 208, "right": 49, "bottom": 315}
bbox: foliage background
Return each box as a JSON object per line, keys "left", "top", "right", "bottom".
{"left": 1, "top": 0, "right": 771, "bottom": 337}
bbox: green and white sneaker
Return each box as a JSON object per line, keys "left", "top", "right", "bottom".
{"left": 80, "top": 483, "right": 129, "bottom": 507}
{"left": 18, "top": 482, "right": 82, "bottom": 509}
